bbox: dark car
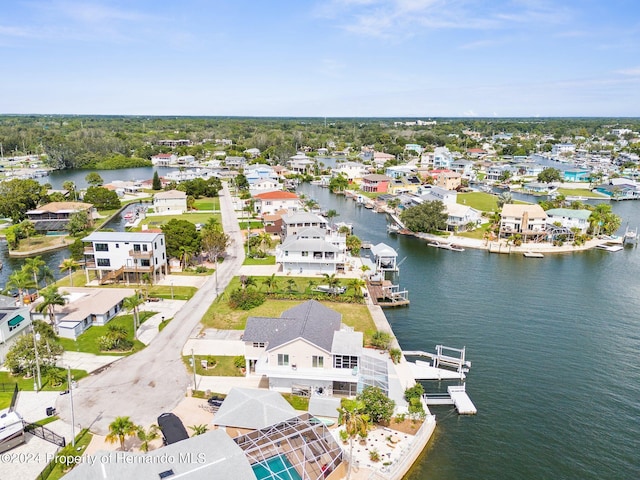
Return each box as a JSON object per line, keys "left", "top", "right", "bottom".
{"left": 157, "top": 413, "right": 189, "bottom": 445}
{"left": 207, "top": 395, "right": 225, "bottom": 407}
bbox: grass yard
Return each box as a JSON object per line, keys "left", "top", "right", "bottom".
{"left": 193, "top": 197, "right": 220, "bottom": 211}
{"left": 556, "top": 188, "right": 603, "bottom": 198}
{"left": 12, "top": 234, "right": 74, "bottom": 253}
{"left": 238, "top": 221, "right": 265, "bottom": 230}
{"left": 281, "top": 393, "right": 309, "bottom": 411}
{"left": 45, "top": 429, "right": 93, "bottom": 480}
{"left": 243, "top": 256, "right": 276, "bottom": 265}
{"left": 58, "top": 311, "right": 155, "bottom": 355}
{"left": 201, "top": 278, "right": 376, "bottom": 343}
{"left": 55, "top": 270, "right": 88, "bottom": 288}
{"left": 457, "top": 192, "right": 500, "bottom": 212}
{"left": 136, "top": 212, "right": 222, "bottom": 231}
{"left": 0, "top": 392, "right": 12, "bottom": 409}
{"left": 0, "top": 370, "right": 88, "bottom": 392}
{"left": 182, "top": 355, "right": 244, "bottom": 377}
{"left": 457, "top": 223, "right": 492, "bottom": 240}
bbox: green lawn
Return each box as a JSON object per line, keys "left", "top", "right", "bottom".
{"left": 556, "top": 188, "right": 603, "bottom": 198}
{"left": 55, "top": 270, "right": 88, "bottom": 288}
{"left": 44, "top": 429, "right": 93, "bottom": 480}
{"left": 243, "top": 256, "right": 276, "bottom": 265}
{"left": 0, "top": 370, "right": 87, "bottom": 392}
{"left": 201, "top": 277, "right": 376, "bottom": 343}
{"left": 457, "top": 223, "right": 492, "bottom": 240}
{"left": 281, "top": 393, "right": 309, "bottom": 411}
{"left": 239, "top": 221, "right": 264, "bottom": 230}
{"left": 58, "top": 311, "right": 155, "bottom": 355}
{"left": 0, "top": 392, "right": 12, "bottom": 409}
{"left": 457, "top": 192, "right": 500, "bottom": 212}
{"left": 193, "top": 197, "right": 220, "bottom": 211}
{"left": 183, "top": 355, "right": 244, "bottom": 377}
{"left": 134, "top": 212, "right": 222, "bottom": 231}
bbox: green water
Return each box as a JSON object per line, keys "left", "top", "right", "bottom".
{"left": 298, "top": 184, "right": 640, "bottom": 480}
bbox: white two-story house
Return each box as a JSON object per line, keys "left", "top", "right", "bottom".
{"left": 253, "top": 191, "right": 300, "bottom": 216}
{"left": 243, "top": 300, "right": 365, "bottom": 397}
{"left": 545, "top": 208, "right": 592, "bottom": 234}
{"left": 0, "top": 296, "right": 32, "bottom": 364}
{"left": 82, "top": 231, "right": 168, "bottom": 284}
{"left": 276, "top": 227, "right": 347, "bottom": 275}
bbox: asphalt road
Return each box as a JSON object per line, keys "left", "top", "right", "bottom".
{"left": 57, "top": 183, "right": 245, "bottom": 435}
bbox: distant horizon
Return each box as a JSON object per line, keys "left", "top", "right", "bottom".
{"left": 2, "top": 113, "right": 640, "bottom": 121}
{"left": 3, "top": 1, "right": 640, "bottom": 117}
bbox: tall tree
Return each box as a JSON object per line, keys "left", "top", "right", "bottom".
{"left": 400, "top": 200, "right": 448, "bottom": 233}
{"left": 338, "top": 399, "right": 370, "bottom": 480}
{"left": 7, "top": 269, "right": 34, "bottom": 305}
{"left": 537, "top": 167, "right": 562, "bottom": 184}
{"left": 152, "top": 171, "right": 162, "bottom": 190}
{"left": 123, "top": 293, "right": 145, "bottom": 341}
{"left": 85, "top": 172, "right": 104, "bottom": 186}
{"left": 137, "top": 424, "right": 160, "bottom": 453}
{"left": 63, "top": 180, "right": 77, "bottom": 201}
{"left": 161, "top": 219, "right": 200, "bottom": 261}
{"left": 34, "top": 285, "right": 67, "bottom": 332}
{"left": 60, "top": 258, "right": 80, "bottom": 286}
{"left": 23, "top": 257, "right": 45, "bottom": 293}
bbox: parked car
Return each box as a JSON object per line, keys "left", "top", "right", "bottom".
{"left": 207, "top": 395, "right": 225, "bottom": 407}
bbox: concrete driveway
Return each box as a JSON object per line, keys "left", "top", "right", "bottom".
{"left": 56, "top": 183, "right": 246, "bottom": 435}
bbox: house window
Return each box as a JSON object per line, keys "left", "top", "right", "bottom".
{"left": 253, "top": 342, "right": 266, "bottom": 348}
{"left": 277, "top": 354, "right": 289, "bottom": 366}
{"left": 140, "top": 259, "right": 150, "bottom": 267}
{"left": 334, "top": 355, "right": 358, "bottom": 369}
{"left": 116, "top": 243, "right": 119, "bottom": 248}
{"left": 312, "top": 356, "right": 324, "bottom": 368}
{"left": 95, "top": 243, "right": 108, "bottom": 252}
{"left": 97, "top": 258, "right": 111, "bottom": 267}
{"left": 301, "top": 251, "right": 308, "bottom": 257}
{"left": 143, "top": 244, "right": 148, "bottom": 252}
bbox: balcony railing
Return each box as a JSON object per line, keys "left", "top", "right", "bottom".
{"left": 129, "top": 249, "right": 153, "bottom": 259}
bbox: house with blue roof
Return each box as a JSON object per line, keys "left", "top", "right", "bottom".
{"left": 563, "top": 169, "right": 591, "bottom": 182}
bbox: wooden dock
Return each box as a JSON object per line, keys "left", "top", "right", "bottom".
{"left": 366, "top": 279, "right": 410, "bottom": 307}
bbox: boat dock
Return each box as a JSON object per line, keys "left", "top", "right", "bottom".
{"left": 424, "top": 385, "right": 477, "bottom": 415}
{"left": 404, "top": 345, "right": 471, "bottom": 379}
{"left": 366, "top": 279, "right": 410, "bottom": 307}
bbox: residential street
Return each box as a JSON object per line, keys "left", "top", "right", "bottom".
{"left": 56, "top": 183, "right": 245, "bottom": 435}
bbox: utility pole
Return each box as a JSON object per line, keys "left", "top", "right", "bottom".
{"left": 68, "top": 366, "right": 76, "bottom": 446}
{"left": 32, "top": 327, "right": 42, "bottom": 391}
{"left": 191, "top": 349, "right": 197, "bottom": 392}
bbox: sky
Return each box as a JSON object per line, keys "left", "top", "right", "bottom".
{"left": 2, "top": 0, "right": 640, "bottom": 117}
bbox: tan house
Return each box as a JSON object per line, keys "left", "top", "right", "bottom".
{"left": 435, "top": 170, "right": 462, "bottom": 190}
{"left": 153, "top": 189, "right": 187, "bottom": 214}
{"left": 499, "top": 204, "right": 548, "bottom": 242}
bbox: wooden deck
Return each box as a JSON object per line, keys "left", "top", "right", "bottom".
{"left": 366, "top": 280, "right": 410, "bottom": 307}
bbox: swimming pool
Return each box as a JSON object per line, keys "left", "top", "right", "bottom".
{"left": 252, "top": 454, "right": 302, "bottom": 480}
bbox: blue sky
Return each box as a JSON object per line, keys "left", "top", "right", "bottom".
{"left": 2, "top": 0, "right": 640, "bottom": 117}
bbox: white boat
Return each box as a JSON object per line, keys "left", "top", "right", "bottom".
{"left": 427, "top": 241, "right": 465, "bottom": 252}
{"left": 387, "top": 224, "right": 400, "bottom": 234}
{"left": 315, "top": 285, "right": 346, "bottom": 295}
{"left": 596, "top": 244, "right": 623, "bottom": 252}
{"left": 523, "top": 251, "right": 544, "bottom": 258}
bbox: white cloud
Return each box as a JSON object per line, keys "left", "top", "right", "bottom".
{"left": 616, "top": 67, "right": 640, "bottom": 76}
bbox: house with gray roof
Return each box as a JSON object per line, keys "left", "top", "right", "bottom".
{"left": 0, "top": 296, "right": 32, "bottom": 364}
{"left": 62, "top": 429, "right": 257, "bottom": 480}
{"left": 281, "top": 211, "right": 328, "bottom": 239}
{"left": 243, "top": 300, "right": 363, "bottom": 397}
{"left": 545, "top": 208, "right": 592, "bottom": 234}
{"left": 212, "top": 387, "right": 296, "bottom": 430}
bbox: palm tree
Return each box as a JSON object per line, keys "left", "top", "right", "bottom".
{"left": 258, "top": 232, "right": 274, "bottom": 251}
{"left": 123, "top": 293, "right": 145, "bottom": 341}
{"left": 60, "top": 258, "right": 80, "bottom": 287}
{"left": 141, "top": 273, "right": 153, "bottom": 299}
{"left": 106, "top": 416, "right": 138, "bottom": 451}
{"left": 40, "top": 265, "right": 55, "bottom": 286}
{"left": 326, "top": 209, "right": 339, "bottom": 227}
{"left": 19, "top": 220, "right": 36, "bottom": 240}
{"left": 322, "top": 273, "right": 341, "bottom": 294}
{"left": 7, "top": 269, "right": 35, "bottom": 305}
{"left": 286, "top": 279, "right": 297, "bottom": 293}
{"left": 338, "top": 399, "right": 370, "bottom": 480}
{"left": 63, "top": 180, "right": 77, "bottom": 201}
{"left": 188, "top": 424, "right": 208, "bottom": 436}
{"left": 306, "top": 279, "right": 317, "bottom": 293}
{"left": 137, "top": 424, "right": 160, "bottom": 453}
{"left": 240, "top": 275, "right": 257, "bottom": 290}
{"left": 262, "top": 273, "right": 279, "bottom": 293}
{"left": 34, "top": 286, "right": 67, "bottom": 332}
{"left": 24, "top": 256, "right": 45, "bottom": 293}
{"left": 179, "top": 246, "right": 193, "bottom": 270}
{"left": 347, "top": 278, "right": 365, "bottom": 298}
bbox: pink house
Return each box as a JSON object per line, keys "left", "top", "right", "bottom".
{"left": 361, "top": 174, "right": 391, "bottom": 193}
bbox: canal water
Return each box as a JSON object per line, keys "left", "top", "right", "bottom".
{"left": 297, "top": 183, "right": 640, "bottom": 480}
{"left": 3, "top": 166, "right": 639, "bottom": 478}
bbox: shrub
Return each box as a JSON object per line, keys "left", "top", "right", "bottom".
{"left": 356, "top": 386, "right": 395, "bottom": 424}
{"left": 369, "top": 449, "right": 381, "bottom": 462}
{"left": 233, "top": 356, "right": 246, "bottom": 369}
{"left": 404, "top": 384, "right": 424, "bottom": 402}
{"left": 370, "top": 331, "right": 392, "bottom": 349}
{"left": 389, "top": 348, "right": 402, "bottom": 364}
{"left": 228, "top": 288, "right": 265, "bottom": 310}
{"left": 195, "top": 266, "right": 208, "bottom": 273}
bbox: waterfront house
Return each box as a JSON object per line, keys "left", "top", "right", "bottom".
{"left": 388, "top": 175, "right": 422, "bottom": 195}
{"left": 152, "top": 189, "right": 187, "bottom": 214}
{"left": 331, "top": 161, "right": 368, "bottom": 183}
{"left": 288, "top": 153, "right": 315, "bottom": 175}
{"left": 499, "top": 204, "right": 548, "bottom": 241}
{"left": 563, "top": 169, "right": 591, "bottom": 183}
{"left": 546, "top": 208, "right": 592, "bottom": 234}
{"left": 31, "top": 287, "right": 134, "bottom": 340}
{"left": 417, "top": 185, "right": 458, "bottom": 205}
{"left": 275, "top": 227, "right": 346, "bottom": 275}
{"left": 385, "top": 165, "right": 416, "bottom": 179}
{"left": 281, "top": 211, "right": 328, "bottom": 239}
{"left": 445, "top": 204, "right": 482, "bottom": 232}
{"left": 243, "top": 300, "right": 365, "bottom": 397}
{"left": 151, "top": 153, "right": 177, "bottom": 166}
{"left": 26, "top": 201, "right": 95, "bottom": 233}
{"left": 361, "top": 174, "right": 391, "bottom": 193}
{"left": 249, "top": 178, "right": 281, "bottom": 195}
{"left": 594, "top": 182, "right": 639, "bottom": 200}
{"left": 451, "top": 159, "right": 475, "bottom": 177}
{"left": 253, "top": 191, "right": 300, "bottom": 216}
{"left": 523, "top": 182, "right": 558, "bottom": 194}
{"left": 82, "top": 231, "right": 168, "bottom": 284}
{"left": 485, "top": 164, "right": 514, "bottom": 183}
